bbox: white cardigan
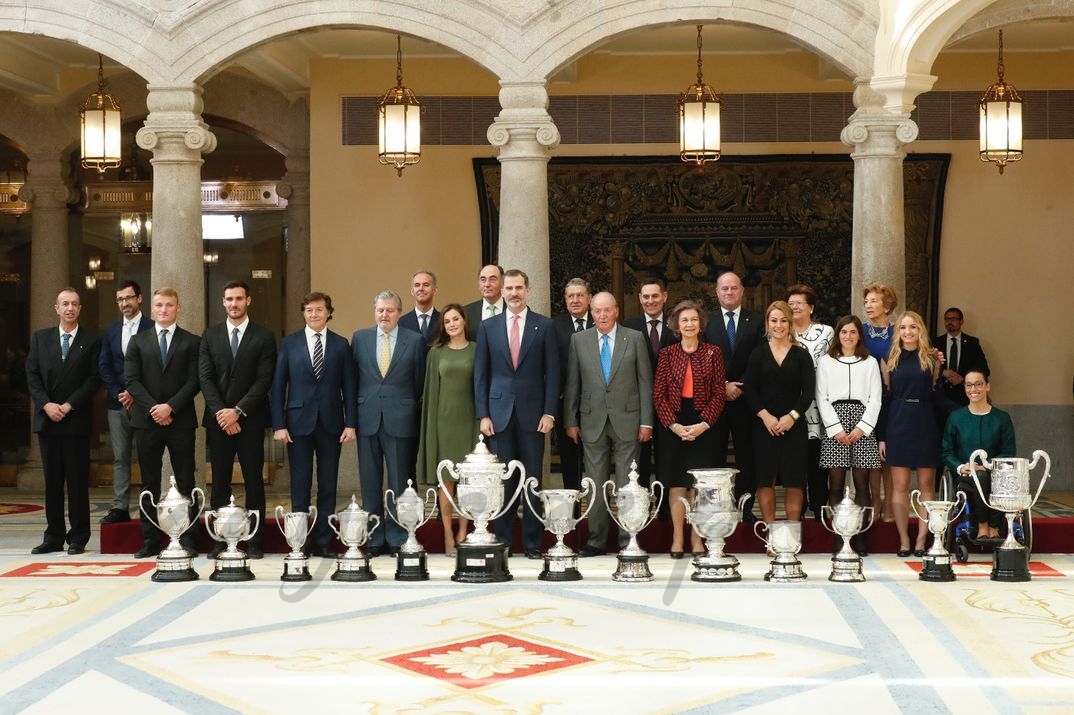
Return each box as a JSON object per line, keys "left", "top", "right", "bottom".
{"left": 815, "top": 354, "right": 883, "bottom": 438}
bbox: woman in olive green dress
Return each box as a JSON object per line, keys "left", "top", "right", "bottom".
{"left": 417, "top": 304, "right": 479, "bottom": 555}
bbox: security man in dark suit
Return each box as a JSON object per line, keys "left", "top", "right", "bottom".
{"left": 935, "top": 307, "right": 990, "bottom": 407}
{"left": 551, "top": 277, "right": 592, "bottom": 494}
{"left": 199, "top": 280, "right": 277, "bottom": 559}
{"left": 26, "top": 287, "right": 101, "bottom": 555}
{"left": 125, "top": 287, "right": 202, "bottom": 558}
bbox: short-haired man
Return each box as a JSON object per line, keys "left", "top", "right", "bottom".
{"left": 98, "top": 279, "right": 153, "bottom": 524}
{"left": 465, "top": 264, "right": 506, "bottom": 340}
{"left": 26, "top": 288, "right": 101, "bottom": 554}
{"left": 199, "top": 280, "right": 277, "bottom": 559}
{"left": 125, "top": 288, "right": 202, "bottom": 558}
{"left": 934, "top": 307, "right": 989, "bottom": 407}
{"left": 353, "top": 290, "right": 426, "bottom": 556}
{"left": 551, "top": 278, "right": 592, "bottom": 494}
{"left": 399, "top": 270, "right": 440, "bottom": 343}
{"left": 474, "top": 268, "right": 560, "bottom": 558}
{"left": 564, "top": 292, "right": 653, "bottom": 556}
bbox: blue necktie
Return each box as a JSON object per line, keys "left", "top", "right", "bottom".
{"left": 159, "top": 329, "right": 168, "bottom": 365}
{"left": 600, "top": 334, "right": 611, "bottom": 384}
{"left": 61, "top": 333, "right": 71, "bottom": 360}
{"left": 726, "top": 311, "right": 737, "bottom": 352}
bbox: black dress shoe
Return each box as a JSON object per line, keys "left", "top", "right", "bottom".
{"left": 896, "top": 549, "right": 912, "bottom": 558}
{"left": 524, "top": 548, "right": 542, "bottom": 560}
{"left": 669, "top": 551, "right": 685, "bottom": 560}
{"left": 134, "top": 543, "right": 160, "bottom": 559}
{"left": 913, "top": 548, "right": 926, "bottom": 558}
{"left": 209, "top": 543, "right": 226, "bottom": 559}
{"left": 578, "top": 545, "right": 605, "bottom": 557}
{"left": 67, "top": 544, "right": 86, "bottom": 555}
{"left": 245, "top": 545, "right": 264, "bottom": 560}
{"left": 100, "top": 508, "right": 131, "bottom": 524}
{"left": 304, "top": 544, "right": 325, "bottom": 558}
{"left": 31, "top": 542, "right": 63, "bottom": 555}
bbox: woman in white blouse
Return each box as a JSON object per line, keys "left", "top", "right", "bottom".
{"left": 815, "top": 315, "right": 883, "bottom": 554}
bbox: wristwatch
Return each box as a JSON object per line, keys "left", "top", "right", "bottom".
{"left": 789, "top": 410, "right": 800, "bottom": 421}
{"left": 233, "top": 407, "right": 246, "bottom": 417}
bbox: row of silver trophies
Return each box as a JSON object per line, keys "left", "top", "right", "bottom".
{"left": 139, "top": 438, "right": 1050, "bottom": 586}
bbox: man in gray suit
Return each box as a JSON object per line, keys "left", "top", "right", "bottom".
{"left": 564, "top": 292, "right": 653, "bottom": 556}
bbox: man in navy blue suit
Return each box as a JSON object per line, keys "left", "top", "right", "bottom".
{"left": 353, "top": 290, "right": 426, "bottom": 555}
{"left": 271, "top": 292, "right": 357, "bottom": 557}
{"left": 474, "top": 269, "right": 560, "bottom": 559}
{"left": 397, "top": 270, "right": 440, "bottom": 346}
{"left": 98, "top": 279, "right": 154, "bottom": 524}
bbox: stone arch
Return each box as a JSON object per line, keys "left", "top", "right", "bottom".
{"left": 0, "top": 18, "right": 161, "bottom": 84}
{"left": 200, "top": 73, "right": 307, "bottom": 157}
{"left": 947, "top": 0, "right": 1074, "bottom": 45}
{"left": 875, "top": 0, "right": 997, "bottom": 78}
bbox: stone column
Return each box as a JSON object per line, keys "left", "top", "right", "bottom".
{"left": 487, "top": 81, "right": 560, "bottom": 314}
{"left": 840, "top": 83, "right": 918, "bottom": 312}
{"left": 277, "top": 150, "right": 310, "bottom": 333}
{"left": 19, "top": 154, "right": 78, "bottom": 331}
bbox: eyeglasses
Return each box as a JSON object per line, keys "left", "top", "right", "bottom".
{"left": 964, "top": 382, "right": 987, "bottom": 390}
{"left": 116, "top": 296, "right": 138, "bottom": 303}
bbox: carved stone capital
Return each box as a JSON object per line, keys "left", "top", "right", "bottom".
{"left": 487, "top": 80, "right": 560, "bottom": 153}
{"left": 137, "top": 84, "right": 218, "bottom": 159}
{"left": 841, "top": 114, "right": 918, "bottom": 156}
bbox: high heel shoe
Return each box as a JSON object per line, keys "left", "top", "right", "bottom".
{"left": 670, "top": 551, "right": 685, "bottom": 560}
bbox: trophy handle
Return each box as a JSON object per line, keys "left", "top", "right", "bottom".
{"left": 306, "top": 506, "right": 318, "bottom": 540}
{"left": 819, "top": 505, "right": 833, "bottom": 533}
{"left": 522, "top": 477, "right": 548, "bottom": 528}
{"left": 949, "top": 491, "right": 968, "bottom": 525}
{"left": 436, "top": 462, "right": 464, "bottom": 520}
{"left": 247, "top": 509, "right": 260, "bottom": 539}
{"left": 179, "top": 487, "right": 206, "bottom": 538}
{"left": 860, "top": 506, "right": 876, "bottom": 533}
{"left": 384, "top": 489, "right": 401, "bottom": 528}
{"left": 274, "top": 505, "right": 287, "bottom": 537}
{"left": 138, "top": 490, "right": 161, "bottom": 532}
{"left": 420, "top": 487, "right": 439, "bottom": 528}
{"left": 753, "top": 520, "right": 769, "bottom": 542}
{"left": 966, "top": 449, "right": 992, "bottom": 508}
{"left": 1028, "top": 450, "right": 1052, "bottom": 509}
{"left": 648, "top": 480, "right": 665, "bottom": 525}
{"left": 367, "top": 514, "right": 381, "bottom": 537}
{"left": 327, "top": 513, "right": 341, "bottom": 539}
{"left": 601, "top": 481, "right": 620, "bottom": 528}
{"left": 909, "top": 489, "right": 925, "bottom": 522}
{"left": 576, "top": 478, "right": 597, "bottom": 523}
{"left": 491, "top": 459, "right": 527, "bottom": 522}
{"left": 204, "top": 510, "right": 226, "bottom": 543}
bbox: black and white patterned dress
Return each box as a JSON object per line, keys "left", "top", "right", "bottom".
{"left": 815, "top": 354, "right": 883, "bottom": 469}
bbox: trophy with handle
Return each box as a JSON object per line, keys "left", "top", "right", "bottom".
{"left": 755, "top": 520, "right": 807, "bottom": 582}
{"left": 275, "top": 505, "right": 317, "bottom": 582}
{"left": 910, "top": 482, "right": 966, "bottom": 582}
{"left": 385, "top": 479, "right": 437, "bottom": 581}
{"left": 604, "top": 463, "right": 663, "bottom": 582}
{"left": 205, "top": 496, "right": 260, "bottom": 582}
{"left": 139, "top": 476, "right": 205, "bottom": 583}
{"left": 524, "top": 476, "right": 595, "bottom": 581}
{"left": 681, "top": 468, "right": 749, "bottom": 582}
{"left": 327, "top": 495, "right": 380, "bottom": 582}
{"left": 821, "top": 486, "right": 875, "bottom": 582}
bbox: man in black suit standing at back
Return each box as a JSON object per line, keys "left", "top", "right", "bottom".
{"left": 26, "top": 287, "right": 101, "bottom": 555}
{"left": 126, "top": 287, "right": 202, "bottom": 558}
{"left": 464, "top": 264, "right": 506, "bottom": 341}
{"left": 935, "top": 306, "right": 989, "bottom": 407}
{"left": 703, "top": 272, "right": 765, "bottom": 521}
{"left": 398, "top": 270, "right": 440, "bottom": 345}
{"left": 199, "top": 280, "right": 277, "bottom": 559}
{"left": 551, "top": 277, "right": 592, "bottom": 493}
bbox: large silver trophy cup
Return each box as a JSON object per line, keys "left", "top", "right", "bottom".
{"left": 604, "top": 463, "right": 664, "bottom": 582}
{"left": 525, "top": 476, "right": 596, "bottom": 581}
{"left": 821, "top": 487, "right": 875, "bottom": 582}
{"left": 386, "top": 479, "right": 437, "bottom": 581}
{"left": 139, "top": 476, "right": 205, "bottom": 582}
{"left": 437, "top": 436, "right": 525, "bottom": 583}
{"left": 205, "top": 496, "right": 260, "bottom": 582}
{"left": 680, "top": 468, "right": 750, "bottom": 582}
{"left": 910, "top": 484, "right": 966, "bottom": 582}
{"left": 327, "top": 495, "right": 380, "bottom": 582}
{"left": 755, "top": 520, "right": 807, "bottom": 582}
{"left": 968, "top": 448, "right": 1051, "bottom": 582}
{"left": 275, "top": 505, "right": 317, "bottom": 581}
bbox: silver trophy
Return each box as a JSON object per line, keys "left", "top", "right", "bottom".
{"left": 275, "top": 505, "right": 317, "bottom": 582}
{"left": 910, "top": 484, "right": 966, "bottom": 582}
{"left": 968, "top": 448, "right": 1051, "bottom": 582}
{"left": 437, "top": 436, "right": 525, "bottom": 583}
{"left": 821, "top": 486, "right": 876, "bottom": 582}
{"left": 327, "top": 495, "right": 380, "bottom": 582}
{"left": 205, "top": 496, "right": 260, "bottom": 582}
{"left": 604, "top": 462, "right": 664, "bottom": 582}
{"left": 385, "top": 479, "right": 437, "bottom": 581}
{"left": 524, "top": 476, "right": 596, "bottom": 581}
{"left": 139, "top": 476, "right": 206, "bottom": 582}
{"left": 680, "top": 468, "right": 750, "bottom": 582}
{"left": 755, "top": 520, "right": 807, "bottom": 582}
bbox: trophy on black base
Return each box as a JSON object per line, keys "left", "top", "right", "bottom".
{"left": 205, "top": 496, "right": 260, "bottom": 582}
{"left": 140, "top": 477, "right": 205, "bottom": 583}
{"left": 437, "top": 436, "right": 525, "bottom": 583}
{"left": 755, "top": 520, "right": 807, "bottom": 582}
{"left": 681, "top": 468, "right": 749, "bottom": 582}
{"left": 604, "top": 463, "right": 663, "bottom": 582}
{"left": 911, "top": 485, "right": 966, "bottom": 582}
{"left": 969, "top": 448, "right": 1051, "bottom": 582}
{"left": 525, "top": 476, "right": 595, "bottom": 581}
{"left": 276, "top": 505, "right": 317, "bottom": 582}
{"left": 386, "top": 479, "right": 437, "bottom": 581}
{"left": 327, "top": 496, "right": 380, "bottom": 582}
{"left": 821, "top": 486, "right": 875, "bottom": 582}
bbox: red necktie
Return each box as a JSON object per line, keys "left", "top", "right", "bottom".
{"left": 509, "top": 315, "right": 521, "bottom": 369}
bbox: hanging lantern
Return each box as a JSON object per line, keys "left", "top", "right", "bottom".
{"left": 978, "top": 30, "right": 1022, "bottom": 174}
{"left": 678, "top": 25, "right": 721, "bottom": 165}
{"left": 377, "top": 35, "right": 423, "bottom": 176}
{"left": 120, "top": 212, "right": 152, "bottom": 254}
{"left": 80, "top": 54, "right": 122, "bottom": 173}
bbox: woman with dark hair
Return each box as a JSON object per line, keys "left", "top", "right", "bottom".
{"left": 416, "top": 303, "right": 476, "bottom": 556}
{"left": 652, "top": 300, "right": 726, "bottom": 558}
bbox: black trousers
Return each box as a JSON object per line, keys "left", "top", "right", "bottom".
{"left": 136, "top": 425, "right": 197, "bottom": 548}
{"left": 207, "top": 422, "right": 267, "bottom": 546}
{"left": 39, "top": 432, "right": 91, "bottom": 548}
{"left": 711, "top": 399, "right": 757, "bottom": 515}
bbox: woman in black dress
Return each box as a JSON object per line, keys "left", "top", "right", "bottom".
{"left": 743, "top": 301, "right": 816, "bottom": 523}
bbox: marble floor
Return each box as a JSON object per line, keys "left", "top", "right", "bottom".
{"left": 2, "top": 493, "right": 1074, "bottom": 714}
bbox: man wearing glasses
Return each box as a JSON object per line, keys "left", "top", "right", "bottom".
{"left": 934, "top": 307, "right": 989, "bottom": 406}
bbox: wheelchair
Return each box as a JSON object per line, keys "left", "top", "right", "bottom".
{"left": 944, "top": 466, "right": 1028, "bottom": 564}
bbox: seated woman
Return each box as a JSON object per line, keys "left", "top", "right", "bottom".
{"left": 941, "top": 369, "right": 1016, "bottom": 539}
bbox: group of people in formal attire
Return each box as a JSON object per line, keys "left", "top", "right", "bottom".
{"left": 27, "top": 267, "right": 1012, "bottom": 562}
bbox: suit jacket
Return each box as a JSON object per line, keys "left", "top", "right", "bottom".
{"left": 352, "top": 326, "right": 426, "bottom": 438}
{"left": 563, "top": 326, "right": 653, "bottom": 442}
{"left": 399, "top": 308, "right": 440, "bottom": 343}
{"left": 465, "top": 298, "right": 506, "bottom": 341}
{"left": 271, "top": 328, "right": 356, "bottom": 437}
{"left": 553, "top": 312, "right": 593, "bottom": 375}
{"left": 934, "top": 332, "right": 989, "bottom": 406}
{"left": 703, "top": 307, "right": 765, "bottom": 382}
{"left": 26, "top": 326, "right": 101, "bottom": 435}
{"left": 652, "top": 342, "right": 727, "bottom": 428}
{"left": 99, "top": 315, "right": 153, "bottom": 410}
{"left": 623, "top": 314, "right": 677, "bottom": 368}
{"left": 125, "top": 325, "right": 201, "bottom": 430}
{"left": 199, "top": 320, "right": 277, "bottom": 430}
{"left": 474, "top": 308, "right": 560, "bottom": 432}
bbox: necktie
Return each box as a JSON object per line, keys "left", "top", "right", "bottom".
{"left": 726, "top": 311, "right": 737, "bottom": 352}
{"left": 509, "top": 315, "right": 521, "bottom": 369}
{"left": 419, "top": 314, "right": 428, "bottom": 337}
{"left": 488, "top": 304, "right": 499, "bottom": 318}
{"left": 159, "top": 329, "right": 169, "bottom": 365}
{"left": 122, "top": 321, "right": 133, "bottom": 354}
{"left": 575, "top": 318, "right": 584, "bottom": 332}
{"left": 230, "top": 327, "right": 240, "bottom": 357}
{"left": 649, "top": 319, "right": 660, "bottom": 356}
{"left": 950, "top": 338, "right": 959, "bottom": 373}
{"left": 312, "top": 333, "right": 324, "bottom": 380}
{"left": 379, "top": 333, "right": 391, "bottom": 377}
{"left": 600, "top": 334, "right": 612, "bottom": 384}
{"left": 61, "top": 332, "right": 71, "bottom": 360}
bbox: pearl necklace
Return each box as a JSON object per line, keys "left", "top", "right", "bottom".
{"left": 866, "top": 323, "right": 890, "bottom": 340}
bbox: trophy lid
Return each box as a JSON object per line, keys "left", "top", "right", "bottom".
{"left": 394, "top": 479, "right": 421, "bottom": 506}
{"left": 214, "top": 495, "right": 245, "bottom": 517}
{"left": 339, "top": 494, "right": 368, "bottom": 515}
{"left": 619, "top": 461, "right": 644, "bottom": 492}
{"left": 459, "top": 435, "right": 503, "bottom": 465}
{"left": 158, "top": 476, "right": 190, "bottom": 508}
{"left": 832, "top": 485, "right": 857, "bottom": 514}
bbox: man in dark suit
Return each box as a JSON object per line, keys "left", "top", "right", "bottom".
{"left": 26, "top": 288, "right": 101, "bottom": 555}
{"left": 199, "top": 280, "right": 277, "bottom": 559}
{"left": 271, "top": 291, "right": 357, "bottom": 557}
{"left": 935, "top": 306, "right": 990, "bottom": 406}
{"left": 474, "top": 268, "right": 560, "bottom": 558}
{"left": 125, "top": 288, "right": 202, "bottom": 558}
{"left": 398, "top": 270, "right": 440, "bottom": 345}
{"left": 702, "top": 271, "right": 765, "bottom": 520}
{"left": 98, "top": 279, "right": 153, "bottom": 525}
{"left": 564, "top": 292, "right": 653, "bottom": 556}
{"left": 464, "top": 264, "right": 506, "bottom": 340}
{"left": 353, "top": 289, "right": 426, "bottom": 555}
{"left": 551, "top": 277, "right": 592, "bottom": 493}
{"left": 622, "top": 279, "right": 676, "bottom": 488}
